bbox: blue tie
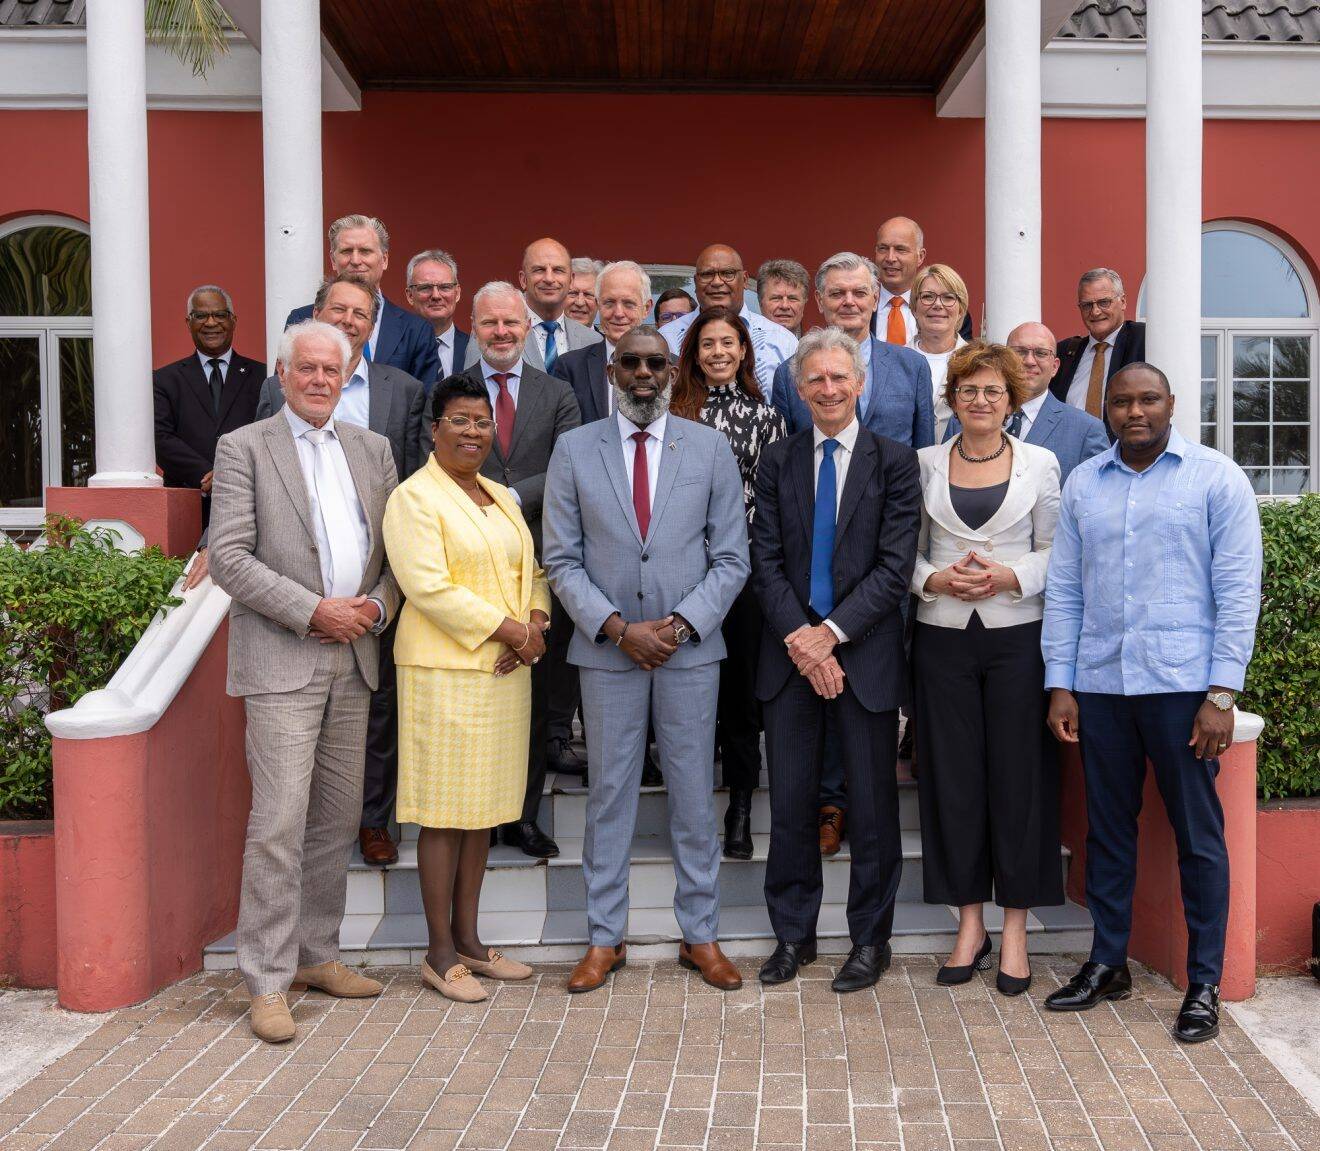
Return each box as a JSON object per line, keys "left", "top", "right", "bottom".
{"left": 541, "top": 320, "right": 560, "bottom": 372}
{"left": 810, "top": 439, "right": 839, "bottom": 618}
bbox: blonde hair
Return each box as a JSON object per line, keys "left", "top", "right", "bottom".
{"left": 913, "top": 263, "right": 970, "bottom": 322}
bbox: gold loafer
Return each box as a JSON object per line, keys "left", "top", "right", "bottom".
{"left": 458, "top": 947, "right": 533, "bottom": 981}
{"left": 420, "top": 959, "right": 488, "bottom": 1003}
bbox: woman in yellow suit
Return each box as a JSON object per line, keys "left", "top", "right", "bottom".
{"left": 384, "top": 374, "right": 550, "bottom": 1003}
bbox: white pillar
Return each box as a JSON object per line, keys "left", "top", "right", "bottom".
{"left": 261, "top": 0, "right": 324, "bottom": 366}
{"left": 85, "top": 0, "right": 159, "bottom": 487}
{"left": 983, "top": 0, "right": 1042, "bottom": 342}
{"left": 1146, "top": 1, "right": 1202, "bottom": 441}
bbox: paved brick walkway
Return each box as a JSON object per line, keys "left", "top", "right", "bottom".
{"left": 1, "top": 957, "right": 1316, "bottom": 1151}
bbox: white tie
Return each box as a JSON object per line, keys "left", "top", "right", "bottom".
{"left": 304, "top": 427, "right": 364, "bottom": 599}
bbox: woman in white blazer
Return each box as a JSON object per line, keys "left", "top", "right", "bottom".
{"left": 910, "top": 342, "right": 1063, "bottom": 998}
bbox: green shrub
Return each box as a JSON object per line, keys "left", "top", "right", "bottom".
{"left": 0, "top": 517, "right": 184, "bottom": 820}
{"left": 1241, "top": 494, "right": 1320, "bottom": 799}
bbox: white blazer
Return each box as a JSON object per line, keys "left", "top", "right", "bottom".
{"left": 911, "top": 435, "right": 1060, "bottom": 629}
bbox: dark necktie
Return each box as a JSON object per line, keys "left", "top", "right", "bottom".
{"left": 493, "top": 373, "right": 515, "bottom": 455}
{"left": 541, "top": 320, "right": 560, "bottom": 373}
{"left": 1006, "top": 410, "right": 1024, "bottom": 438}
{"left": 810, "top": 439, "right": 839, "bottom": 618}
{"left": 207, "top": 358, "right": 223, "bottom": 417}
{"left": 631, "top": 430, "right": 651, "bottom": 540}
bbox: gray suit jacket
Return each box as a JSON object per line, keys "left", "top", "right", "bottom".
{"left": 462, "top": 313, "right": 602, "bottom": 372}
{"left": 209, "top": 414, "right": 401, "bottom": 697}
{"left": 542, "top": 413, "right": 750, "bottom": 671}
{"left": 255, "top": 361, "right": 431, "bottom": 482}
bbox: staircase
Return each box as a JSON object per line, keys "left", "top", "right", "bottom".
{"left": 204, "top": 740, "right": 1093, "bottom": 968}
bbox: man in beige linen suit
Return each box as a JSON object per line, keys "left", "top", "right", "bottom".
{"left": 209, "top": 320, "right": 401, "bottom": 1043}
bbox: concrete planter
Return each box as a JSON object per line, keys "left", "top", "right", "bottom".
{"left": 0, "top": 820, "right": 57, "bottom": 988}
{"left": 1256, "top": 797, "right": 1320, "bottom": 974}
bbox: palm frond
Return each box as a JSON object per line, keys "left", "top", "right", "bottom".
{"left": 145, "top": 0, "right": 231, "bottom": 78}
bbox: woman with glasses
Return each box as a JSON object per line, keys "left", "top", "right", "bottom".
{"left": 910, "top": 265, "right": 971, "bottom": 442}
{"left": 383, "top": 374, "right": 550, "bottom": 1003}
{"left": 909, "top": 343, "right": 1063, "bottom": 996}
{"left": 671, "top": 306, "right": 786, "bottom": 860}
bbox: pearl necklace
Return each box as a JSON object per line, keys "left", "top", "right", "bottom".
{"left": 955, "top": 432, "right": 1008, "bottom": 464}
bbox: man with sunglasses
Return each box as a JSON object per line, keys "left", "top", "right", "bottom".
{"left": 1052, "top": 268, "right": 1146, "bottom": 431}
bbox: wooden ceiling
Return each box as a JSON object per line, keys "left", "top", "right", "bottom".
{"left": 320, "top": 0, "right": 984, "bottom": 94}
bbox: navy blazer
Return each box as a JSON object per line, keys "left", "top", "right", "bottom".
{"left": 771, "top": 336, "right": 935, "bottom": 449}
{"left": 552, "top": 341, "right": 610, "bottom": 424}
{"left": 286, "top": 295, "right": 439, "bottom": 388}
{"left": 943, "top": 391, "right": 1109, "bottom": 486}
{"left": 1052, "top": 319, "right": 1146, "bottom": 413}
{"left": 750, "top": 426, "right": 921, "bottom": 714}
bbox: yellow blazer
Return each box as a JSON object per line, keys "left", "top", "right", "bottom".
{"left": 384, "top": 455, "right": 550, "bottom": 671}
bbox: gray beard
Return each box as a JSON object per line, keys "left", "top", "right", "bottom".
{"left": 615, "top": 381, "right": 672, "bottom": 427}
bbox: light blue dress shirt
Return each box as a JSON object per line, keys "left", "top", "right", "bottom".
{"left": 334, "top": 358, "right": 370, "bottom": 429}
{"left": 1042, "top": 427, "right": 1262, "bottom": 695}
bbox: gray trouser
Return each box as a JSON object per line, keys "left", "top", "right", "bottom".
{"left": 579, "top": 662, "right": 721, "bottom": 947}
{"left": 237, "top": 643, "right": 370, "bottom": 997}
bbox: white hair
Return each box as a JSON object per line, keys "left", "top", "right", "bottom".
{"left": 1079, "top": 267, "right": 1125, "bottom": 296}
{"left": 186, "top": 284, "right": 233, "bottom": 314}
{"left": 815, "top": 252, "right": 879, "bottom": 295}
{"left": 596, "top": 260, "right": 653, "bottom": 304}
{"left": 407, "top": 248, "right": 458, "bottom": 284}
{"left": 276, "top": 320, "right": 351, "bottom": 373}
{"left": 793, "top": 326, "right": 865, "bottom": 383}
{"left": 471, "top": 280, "right": 524, "bottom": 314}
{"left": 328, "top": 213, "right": 390, "bottom": 253}
{"left": 571, "top": 257, "right": 606, "bottom": 277}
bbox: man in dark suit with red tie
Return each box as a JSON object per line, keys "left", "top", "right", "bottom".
{"left": 153, "top": 284, "right": 265, "bottom": 525}
{"left": 1052, "top": 268, "right": 1146, "bottom": 433}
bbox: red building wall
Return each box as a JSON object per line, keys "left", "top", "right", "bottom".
{"left": 4, "top": 94, "right": 1319, "bottom": 367}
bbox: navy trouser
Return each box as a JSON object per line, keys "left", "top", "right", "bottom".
{"left": 1077, "top": 691, "right": 1229, "bottom": 984}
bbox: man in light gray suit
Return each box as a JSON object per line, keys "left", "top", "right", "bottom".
{"left": 543, "top": 326, "right": 750, "bottom": 995}
{"left": 209, "top": 320, "right": 400, "bottom": 1044}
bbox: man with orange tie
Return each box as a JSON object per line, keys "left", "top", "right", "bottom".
{"left": 1051, "top": 268, "right": 1146, "bottom": 438}
{"left": 871, "top": 217, "right": 974, "bottom": 344}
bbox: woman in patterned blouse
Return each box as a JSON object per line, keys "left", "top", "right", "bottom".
{"left": 672, "top": 306, "right": 787, "bottom": 861}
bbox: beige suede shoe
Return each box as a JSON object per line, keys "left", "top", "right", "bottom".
{"left": 458, "top": 948, "right": 533, "bottom": 981}
{"left": 291, "top": 961, "right": 382, "bottom": 998}
{"left": 420, "top": 959, "right": 488, "bottom": 1003}
{"left": 249, "top": 992, "right": 296, "bottom": 1043}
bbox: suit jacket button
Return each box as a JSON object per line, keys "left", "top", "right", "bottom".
{"left": 641, "top": 554, "right": 649, "bottom": 562}
{"left": 637, "top": 591, "right": 644, "bottom": 600}
{"left": 983, "top": 540, "right": 994, "bottom": 552}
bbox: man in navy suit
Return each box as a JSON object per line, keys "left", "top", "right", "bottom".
{"left": 946, "top": 322, "right": 1109, "bottom": 486}
{"left": 286, "top": 214, "right": 438, "bottom": 389}
{"left": 404, "top": 248, "right": 469, "bottom": 383}
{"left": 1052, "top": 268, "right": 1146, "bottom": 431}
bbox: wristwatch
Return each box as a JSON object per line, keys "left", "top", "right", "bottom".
{"left": 672, "top": 621, "right": 692, "bottom": 645}
{"left": 1206, "top": 690, "right": 1234, "bottom": 712}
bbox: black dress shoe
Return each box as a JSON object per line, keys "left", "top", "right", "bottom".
{"left": 996, "top": 964, "right": 1032, "bottom": 997}
{"left": 832, "top": 943, "right": 892, "bottom": 993}
{"left": 640, "top": 748, "right": 663, "bottom": 789}
{"left": 501, "top": 820, "right": 560, "bottom": 859}
{"left": 1044, "top": 961, "right": 1133, "bottom": 1011}
{"left": 723, "top": 790, "right": 754, "bottom": 860}
{"left": 546, "top": 736, "right": 586, "bottom": 777}
{"left": 759, "top": 939, "right": 817, "bottom": 984}
{"left": 1173, "top": 983, "right": 1220, "bottom": 1044}
{"left": 937, "top": 933, "right": 992, "bottom": 986}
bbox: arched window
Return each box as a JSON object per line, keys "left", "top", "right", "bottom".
{"left": 0, "top": 215, "right": 94, "bottom": 528}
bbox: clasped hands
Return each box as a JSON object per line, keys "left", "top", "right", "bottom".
{"left": 785, "top": 623, "right": 844, "bottom": 700}
{"left": 494, "top": 611, "right": 551, "bottom": 676}
{"left": 601, "top": 613, "right": 689, "bottom": 672}
{"left": 924, "top": 550, "right": 1019, "bottom": 601}
{"left": 309, "top": 596, "right": 380, "bottom": 643}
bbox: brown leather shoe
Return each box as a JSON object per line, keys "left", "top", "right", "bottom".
{"left": 359, "top": 827, "right": 398, "bottom": 867}
{"left": 819, "top": 806, "right": 845, "bottom": 856}
{"left": 679, "top": 941, "right": 743, "bottom": 991}
{"left": 567, "top": 944, "right": 626, "bottom": 994}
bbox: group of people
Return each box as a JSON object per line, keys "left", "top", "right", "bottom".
{"left": 154, "top": 213, "right": 1263, "bottom": 1052}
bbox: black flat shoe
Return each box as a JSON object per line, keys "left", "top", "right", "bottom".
{"left": 723, "top": 790, "right": 754, "bottom": 860}
{"left": 996, "top": 965, "right": 1032, "bottom": 997}
{"left": 759, "top": 939, "right": 817, "bottom": 984}
{"left": 1173, "top": 983, "right": 1220, "bottom": 1044}
{"left": 831, "top": 943, "right": 891, "bottom": 993}
{"left": 640, "top": 748, "right": 663, "bottom": 789}
{"left": 1044, "top": 961, "right": 1132, "bottom": 1011}
{"left": 937, "top": 933, "right": 992, "bottom": 986}
{"left": 501, "top": 820, "right": 560, "bottom": 859}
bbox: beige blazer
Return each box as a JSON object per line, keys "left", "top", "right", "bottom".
{"left": 911, "top": 435, "right": 1060, "bottom": 629}
{"left": 209, "top": 414, "right": 401, "bottom": 696}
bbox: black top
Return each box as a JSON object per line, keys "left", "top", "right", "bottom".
{"left": 696, "top": 382, "right": 787, "bottom": 521}
{"left": 950, "top": 479, "right": 1009, "bottom": 530}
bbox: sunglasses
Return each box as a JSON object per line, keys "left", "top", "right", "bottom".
{"left": 615, "top": 353, "right": 669, "bottom": 371}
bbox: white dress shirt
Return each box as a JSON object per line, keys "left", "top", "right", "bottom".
{"left": 196, "top": 346, "right": 233, "bottom": 380}
{"left": 528, "top": 309, "right": 569, "bottom": 363}
{"left": 878, "top": 286, "right": 918, "bottom": 343}
{"left": 434, "top": 327, "right": 455, "bottom": 378}
{"left": 618, "top": 410, "right": 667, "bottom": 512}
{"left": 1065, "top": 323, "right": 1123, "bottom": 411}
{"left": 812, "top": 418, "right": 860, "bottom": 643}
{"left": 602, "top": 339, "right": 617, "bottom": 414}
{"left": 335, "top": 357, "right": 371, "bottom": 429}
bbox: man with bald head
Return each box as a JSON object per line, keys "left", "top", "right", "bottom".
{"left": 871, "top": 217, "right": 973, "bottom": 344}
{"left": 662, "top": 243, "right": 798, "bottom": 393}
{"left": 945, "top": 322, "right": 1108, "bottom": 485}
{"left": 516, "top": 237, "right": 603, "bottom": 373}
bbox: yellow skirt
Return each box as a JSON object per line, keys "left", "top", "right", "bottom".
{"left": 396, "top": 664, "right": 530, "bottom": 829}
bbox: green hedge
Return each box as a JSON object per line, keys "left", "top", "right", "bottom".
{"left": 1241, "top": 494, "right": 1320, "bottom": 799}
{"left": 0, "top": 518, "right": 184, "bottom": 820}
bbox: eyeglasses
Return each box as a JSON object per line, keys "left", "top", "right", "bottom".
{"left": 915, "top": 292, "right": 960, "bottom": 309}
{"left": 657, "top": 310, "right": 689, "bottom": 323}
{"left": 1078, "top": 297, "right": 1118, "bottom": 312}
{"left": 694, "top": 268, "right": 743, "bottom": 284}
{"left": 616, "top": 353, "right": 670, "bottom": 371}
{"left": 409, "top": 282, "right": 459, "bottom": 296}
{"left": 188, "top": 309, "right": 233, "bottom": 322}
{"left": 435, "top": 415, "right": 495, "bottom": 432}
{"left": 954, "top": 384, "right": 1007, "bottom": 403}
{"left": 1008, "top": 345, "right": 1057, "bottom": 362}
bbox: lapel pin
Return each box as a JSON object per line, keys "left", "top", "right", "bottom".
{"left": 668, "top": 441, "right": 676, "bottom": 451}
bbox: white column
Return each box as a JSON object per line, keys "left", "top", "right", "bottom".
{"left": 983, "top": 0, "right": 1042, "bottom": 342}
{"left": 1146, "top": 1, "right": 1202, "bottom": 440}
{"left": 85, "top": 0, "right": 159, "bottom": 487}
{"left": 261, "top": 0, "right": 324, "bottom": 367}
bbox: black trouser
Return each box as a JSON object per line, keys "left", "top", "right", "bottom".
{"left": 360, "top": 618, "right": 399, "bottom": 829}
{"left": 715, "top": 586, "right": 764, "bottom": 793}
{"left": 1078, "top": 690, "right": 1229, "bottom": 984}
{"left": 545, "top": 590, "right": 578, "bottom": 747}
{"left": 763, "top": 677, "right": 901, "bottom": 945}
{"left": 912, "top": 615, "right": 1062, "bottom": 909}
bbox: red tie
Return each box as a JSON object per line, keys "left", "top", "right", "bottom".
{"left": 631, "top": 430, "right": 651, "bottom": 540}
{"left": 493, "top": 373, "right": 515, "bottom": 455}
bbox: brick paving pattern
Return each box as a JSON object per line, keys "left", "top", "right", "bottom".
{"left": 1, "top": 956, "right": 1316, "bottom": 1151}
